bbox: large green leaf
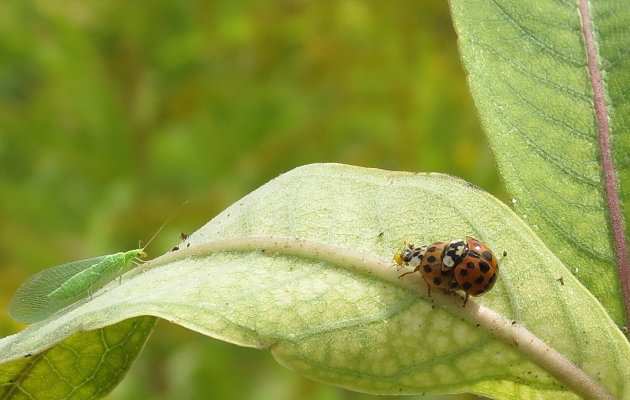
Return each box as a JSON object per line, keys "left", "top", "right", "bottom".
{"left": 450, "top": 0, "right": 630, "bottom": 327}
{"left": 1, "top": 164, "right": 627, "bottom": 399}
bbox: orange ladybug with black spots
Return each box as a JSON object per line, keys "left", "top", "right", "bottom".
{"left": 453, "top": 237, "right": 500, "bottom": 304}
{"left": 394, "top": 236, "right": 502, "bottom": 305}
{"left": 395, "top": 241, "right": 457, "bottom": 295}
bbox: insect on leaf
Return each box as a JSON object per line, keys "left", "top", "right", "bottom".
{"left": 8, "top": 250, "right": 144, "bottom": 323}
{"left": 46, "top": 250, "right": 144, "bottom": 300}
{"left": 8, "top": 203, "right": 180, "bottom": 324}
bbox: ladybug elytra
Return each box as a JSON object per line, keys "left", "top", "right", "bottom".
{"left": 394, "top": 236, "right": 500, "bottom": 305}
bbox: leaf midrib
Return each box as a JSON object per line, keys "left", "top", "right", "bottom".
{"left": 140, "top": 236, "right": 616, "bottom": 399}
{"left": 578, "top": 0, "right": 630, "bottom": 331}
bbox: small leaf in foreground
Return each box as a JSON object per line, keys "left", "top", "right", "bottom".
{"left": 0, "top": 317, "right": 156, "bottom": 400}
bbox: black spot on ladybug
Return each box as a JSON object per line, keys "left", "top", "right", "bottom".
{"left": 427, "top": 246, "right": 436, "bottom": 252}
{"left": 467, "top": 262, "right": 476, "bottom": 269}
{"left": 479, "top": 261, "right": 490, "bottom": 273}
{"left": 462, "top": 282, "right": 472, "bottom": 290}
{"left": 427, "top": 255, "right": 437, "bottom": 263}
{"left": 460, "top": 269, "right": 468, "bottom": 276}
{"left": 475, "top": 276, "right": 485, "bottom": 284}
{"left": 433, "top": 277, "right": 442, "bottom": 285}
{"left": 489, "top": 274, "right": 497, "bottom": 284}
{"left": 481, "top": 251, "right": 493, "bottom": 262}
{"left": 423, "top": 265, "right": 432, "bottom": 273}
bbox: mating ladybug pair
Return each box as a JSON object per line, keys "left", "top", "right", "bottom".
{"left": 394, "top": 237, "right": 501, "bottom": 305}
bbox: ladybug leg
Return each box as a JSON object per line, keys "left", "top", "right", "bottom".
{"left": 462, "top": 293, "right": 469, "bottom": 307}
{"left": 398, "top": 270, "right": 414, "bottom": 279}
{"left": 398, "top": 265, "right": 421, "bottom": 279}
{"left": 420, "top": 277, "right": 431, "bottom": 297}
{"left": 447, "top": 281, "right": 458, "bottom": 295}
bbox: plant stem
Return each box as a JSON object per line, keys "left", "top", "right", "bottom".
{"left": 142, "top": 236, "right": 617, "bottom": 400}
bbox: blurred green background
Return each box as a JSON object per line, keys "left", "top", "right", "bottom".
{"left": 1, "top": 1, "right": 502, "bottom": 399}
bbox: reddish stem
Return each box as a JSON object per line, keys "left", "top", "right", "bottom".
{"left": 579, "top": 0, "right": 630, "bottom": 334}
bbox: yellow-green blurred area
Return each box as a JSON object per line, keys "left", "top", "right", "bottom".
{"left": 1, "top": 1, "right": 500, "bottom": 399}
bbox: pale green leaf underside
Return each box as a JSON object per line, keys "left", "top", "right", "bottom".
{"left": 450, "top": 0, "right": 630, "bottom": 326}
{"left": 1, "top": 164, "right": 629, "bottom": 399}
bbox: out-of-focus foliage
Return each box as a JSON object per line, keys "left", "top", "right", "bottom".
{"left": 0, "top": 0, "right": 499, "bottom": 399}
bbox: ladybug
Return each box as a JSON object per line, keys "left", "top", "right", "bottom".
{"left": 453, "top": 237, "right": 499, "bottom": 303}
{"left": 394, "top": 242, "right": 453, "bottom": 295}
{"left": 394, "top": 236, "right": 500, "bottom": 305}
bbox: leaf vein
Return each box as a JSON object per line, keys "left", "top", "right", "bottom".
{"left": 489, "top": 0, "right": 582, "bottom": 67}
{"left": 470, "top": 40, "right": 590, "bottom": 102}
{"left": 486, "top": 92, "right": 600, "bottom": 187}
{"left": 497, "top": 74, "right": 595, "bottom": 141}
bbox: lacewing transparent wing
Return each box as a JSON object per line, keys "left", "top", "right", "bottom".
{"left": 9, "top": 249, "right": 143, "bottom": 323}
{"left": 9, "top": 202, "right": 188, "bottom": 324}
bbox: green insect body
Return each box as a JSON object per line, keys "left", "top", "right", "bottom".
{"left": 9, "top": 248, "right": 146, "bottom": 323}
{"left": 9, "top": 202, "right": 188, "bottom": 324}
{"left": 47, "top": 249, "right": 145, "bottom": 300}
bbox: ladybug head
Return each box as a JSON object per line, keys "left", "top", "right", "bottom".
{"left": 394, "top": 247, "right": 414, "bottom": 265}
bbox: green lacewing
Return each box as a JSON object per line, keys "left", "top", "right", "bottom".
{"left": 8, "top": 203, "right": 187, "bottom": 323}
{"left": 8, "top": 249, "right": 146, "bottom": 323}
